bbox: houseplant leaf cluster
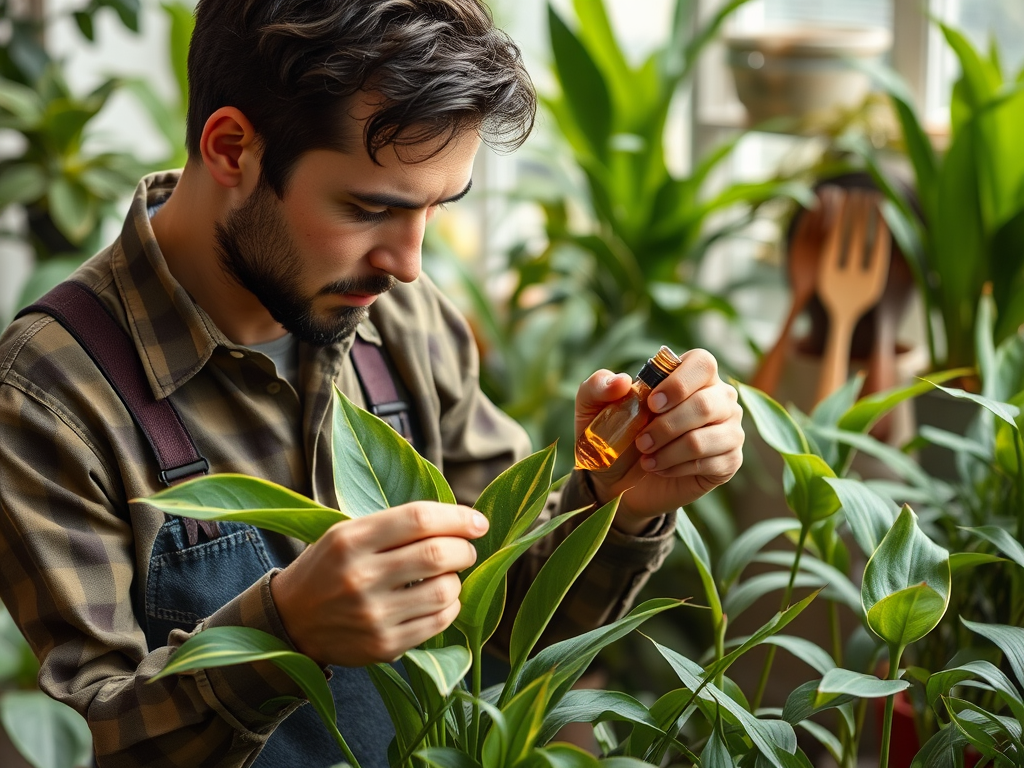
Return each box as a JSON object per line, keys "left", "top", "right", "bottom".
{"left": 861, "top": 25, "right": 1024, "bottom": 373}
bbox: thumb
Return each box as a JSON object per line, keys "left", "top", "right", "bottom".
{"left": 575, "top": 370, "right": 633, "bottom": 438}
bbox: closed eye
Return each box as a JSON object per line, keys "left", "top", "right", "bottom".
{"left": 351, "top": 205, "right": 391, "bottom": 224}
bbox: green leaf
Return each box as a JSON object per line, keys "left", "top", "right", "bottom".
{"left": 724, "top": 572, "right": 833, "bottom": 622}
{"left": 927, "top": 660, "right": 1024, "bottom": 726}
{"left": 964, "top": 525, "right": 1024, "bottom": 570}
{"left": 48, "top": 176, "right": 96, "bottom": 245}
{"left": 701, "top": 725, "right": 738, "bottom": 768}
{"left": 824, "top": 478, "right": 899, "bottom": 557}
{"left": 753, "top": 553, "right": 860, "bottom": 612}
{"left": 867, "top": 584, "right": 947, "bottom": 652}
{"left": 815, "top": 668, "right": 909, "bottom": 708}
{"left": 548, "top": 4, "right": 612, "bottom": 162}
{"left": 649, "top": 639, "right": 797, "bottom": 768}
{"left": 368, "top": 662, "right": 426, "bottom": 760}
{"left": 782, "top": 679, "right": 856, "bottom": 726}
{"left": 416, "top": 747, "right": 483, "bottom": 768}
{"left": 538, "top": 689, "right": 661, "bottom": 746}
{"left": 962, "top": 619, "right": 1024, "bottom": 690}
{"left": 0, "top": 78, "right": 44, "bottom": 124}
{"left": 0, "top": 163, "right": 47, "bottom": 207}
{"left": 716, "top": 518, "right": 801, "bottom": 588}
{"left": 516, "top": 598, "right": 684, "bottom": 701}
{"left": 332, "top": 387, "right": 454, "bottom": 517}
{"left": 508, "top": 497, "right": 617, "bottom": 673}
{"left": 702, "top": 591, "right": 821, "bottom": 682}
{"left": 139, "top": 473, "right": 346, "bottom": 543}
{"left": 483, "top": 674, "right": 551, "bottom": 767}
{"left": 456, "top": 509, "right": 585, "bottom": 648}
{"left": 736, "top": 383, "right": 810, "bottom": 455}
{"left": 949, "top": 552, "right": 1006, "bottom": 574}
{"left": 781, "top": 453, "right": 840, "bottom": 526}
{"left": 472, "top": 445, "right": 556, "bottom": 566}
{"left": 0, "top": 690, "right": 92, "bottom": 768}
{"left": 925, "top": 383, "right": 1021, "bottom": 430}
{"left": 674, "top": 508, "right": 722, "bottom": 618}
{"left": 758, "top": 635, "right": 837, "bottom": 677}
{"left": 403, "top": 644, "right": 471, "bottom": 698}
{"left": 152, "top": 627, "right": 341, "bottom": 745}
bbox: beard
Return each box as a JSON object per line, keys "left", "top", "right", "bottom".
{"left": 214, "top": 182, "right": 395, "bottom": 346}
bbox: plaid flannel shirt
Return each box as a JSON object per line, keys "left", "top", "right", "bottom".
{"left": 0, "top": 172, "right": 675, "bottom": 767}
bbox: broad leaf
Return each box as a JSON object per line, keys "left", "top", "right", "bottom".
{"left": 416, "top": 747, "right": 483, "bottom": 768}
{"left": 962, "top": 619, "right": 1024, "bottom": 690}
{"left": 140, "top": 474, "right": 346, "bottom": 543}
{"left": 403, "top": 644, "right": 471, "bottom": 698}
{"left": 649, "top": 639, "right": 797, "bottom": 768}
{"left": 964, "top": 525, "right": 1024, "bottom": 570}
{"left": 736, "top": 383, "right": 809, "bottom": 455}
{"left": 701, "top": 725, "right": 738, "bottom": 768}
{"left": 152, "top": 627, "right": 341, "bottom": 746}
{"left": 717, "top": 518, "right": 801, "bottom": 588}
{"left": 781, "top": 679, "right": 856, "bottom": 727}
{"left": 781, "top": 453, "right": 840, "bottom": 526}
{"left": 508, "top": 497, "right": 618, "bottom": 673}
{"left": 674, "top": 508, "right": 722, "bottom": 618}
{"left": 472, "top": 445, "right": 556, "bottom": 566}
{"left": 814, "top": 668, "right": 909, "bottom": 707}
{"left": 0, "top": 691, "right": 92, "bottom": 768}
{"left": 515, "top": 599, "right": 684, "bottom": 701}
{"left": 368, "top": 662, "right": 425, "bottom": 760}
{"left": 456, "top": 509, "right": 585, "bottom": 648}
{"left": 862, "top": 506, "right": 951, "bottom": 650}
{"left": 824, "top": 478, "right": 899, "bottom": 557}
{"left": 332, "top": 387, "right": 454, "bottom": 517}
{"left": 927, "top": 660, "right": 1024, "bottom": 726}
{"left": 758, "top": 635, "right": 837, "bottom": 677}
{"left": 483, "top": 674, "right": 551, "bottom": 767}
{"left": 538, "top": 689, "right": 661, "bottom": 745}
{"left": 925, "top": 382, "right": 1020, "bottom": 429}
{"left": 0, "top": 163, "right": 47, "bottom": 206}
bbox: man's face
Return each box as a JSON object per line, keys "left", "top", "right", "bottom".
{"left": 215, "top": 129, "right": 480, "bottom": 346}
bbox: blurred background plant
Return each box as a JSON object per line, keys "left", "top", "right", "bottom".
{"left": 0, "top": 0, "right": 192, "bottom": 320}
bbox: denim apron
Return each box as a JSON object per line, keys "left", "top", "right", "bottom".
{"left": 142, "top": 517, "right": 396, "bottom": 767}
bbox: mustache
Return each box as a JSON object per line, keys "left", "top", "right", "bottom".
{"left": 318, "top": 274, "right": 396, "bottom": 297}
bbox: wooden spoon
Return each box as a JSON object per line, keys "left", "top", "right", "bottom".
{"left": 751, "top": 186, "right": 841, "bottom": 396}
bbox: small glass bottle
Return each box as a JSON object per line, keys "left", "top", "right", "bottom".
{"left": 574, "top": 346, "right": 682, "bottom": 472}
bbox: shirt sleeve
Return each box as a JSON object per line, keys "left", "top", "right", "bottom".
{"left": 0, "top": 378, "right": 308, "bottom": 768}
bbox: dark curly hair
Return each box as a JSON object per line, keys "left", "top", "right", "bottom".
{"left": 186, "top": 0, "right": 536, "bottom": 195}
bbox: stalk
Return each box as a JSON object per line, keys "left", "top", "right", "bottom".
{"left": 752, "top": 525, "right": 810, "bottom": 710}
{"left": 1014, "top": 434, "right": 1024, "bottom": 543}
{"left": 879, "top": 646, "right": 904, "bottom": 768}
{"left": 396, "top": 699, "right": 455, "bottom": 767}
{"left": 713, "top": 612, "right": 727, "bottom": 689}
{"left": 327, "top": 723, "right": 363, "bottom": 768}
{"left": 469, "top": 643, "right": 483, "bottom": 758}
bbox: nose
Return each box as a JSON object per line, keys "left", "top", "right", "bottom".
{"left": 368, "top": 212, "right": 425, "bottom": 284}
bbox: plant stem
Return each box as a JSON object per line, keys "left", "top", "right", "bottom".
{"left": 879, "top": 646, "right": 903, "bottom": 768}
{"left": 752, "top": 525, "right": 810, "bottom": 711}
{"left": 469, "top": 643, "right": 483, "bottom": 759}
{"left": 396, "top": 699, "right": 455, "bottom": 766}
{"left": 1014, "top": 434, "right": 1024, "bottom": 543}
{"left": 713, "top": 614, "right": 726, "bottom": 689}
{"left": 328, "top": 723, "right": 363, "bottom": 768}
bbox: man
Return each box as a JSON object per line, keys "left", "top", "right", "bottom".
{"left": 0, "top": 1, "right": 744, "bottom": 766}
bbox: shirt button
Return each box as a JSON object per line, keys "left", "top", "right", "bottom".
{"left": 267, "top": 382, "right": 282, "bottom": 395}
{"left": 229, "top": 350, "right": 245, "bottom": 359}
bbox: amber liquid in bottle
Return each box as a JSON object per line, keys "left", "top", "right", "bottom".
{"left": 574, "top": 346, "right": 682, "bottom": 472}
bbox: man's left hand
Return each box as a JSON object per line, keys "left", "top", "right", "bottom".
{"left": 576, "top": 348, "right": 744, "bottom": 535}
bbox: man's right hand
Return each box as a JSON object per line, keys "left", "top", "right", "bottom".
{"left": 269, "top": 502, "right": 488, "bottom": 667}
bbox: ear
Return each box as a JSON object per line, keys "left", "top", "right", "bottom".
{"left": 199, "top": 107, "right": 260, "bottom": 190}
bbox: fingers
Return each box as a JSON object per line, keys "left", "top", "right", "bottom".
{"left": 376, "top": 535, "right": 479, "bottom": 590}
{"left": 634, "top": 349, "right": 744, "bottom": 476}
{"left": 326, "top": 501, "right": 488, "bottom": 554}
{"left": 574, "top": 370, "right": 633, "bottom": 436}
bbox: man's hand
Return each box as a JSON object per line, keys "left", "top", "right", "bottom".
{"left": 270, "top": 503, "right": 488, "bottom": 666}
{"left": 576, "top": 349, "right": 744, "bottom": 534}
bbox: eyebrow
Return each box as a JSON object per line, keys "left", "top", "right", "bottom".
{"left": 349, "top": 179, "right": 473, "bottom": 210}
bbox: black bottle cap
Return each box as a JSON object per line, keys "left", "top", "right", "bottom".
{"left": 637, "top": 361, "right": 669, "bottom": 389}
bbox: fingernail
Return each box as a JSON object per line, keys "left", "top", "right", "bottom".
{"left": 637, "top": 434, "right": 654, "bottom": 451}
{"left": 641, "top": 456, "right": 657, "bottom": 471}
{"left": 650, "top": 393, "right": 668, "bottom": 412}
{"left": 472, "top": 511, "right": 489, "bottom": 532}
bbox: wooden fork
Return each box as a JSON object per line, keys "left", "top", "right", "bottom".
{"left": 815, "top": 190, "right": 891, "bottom": 403}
